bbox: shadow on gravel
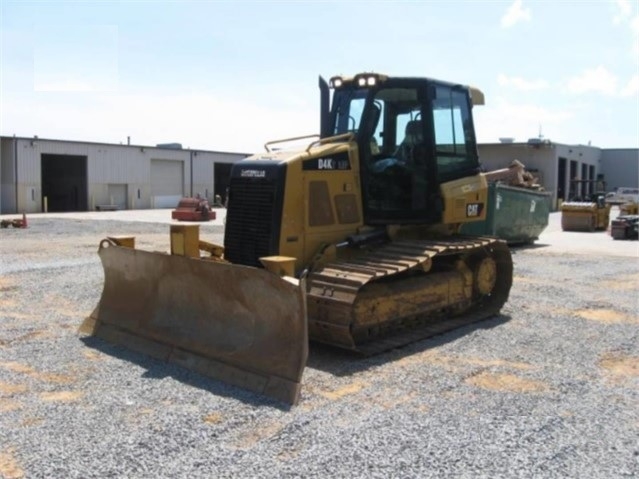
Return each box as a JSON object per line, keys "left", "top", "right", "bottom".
{"left": 80, "top": 313, "right": 510, "bottom": 410}
{"left": 306, "top": 313, "right": 512, "bottom": 377}
{"left": 80, "top": 336, "right": 294, "bottom": 411}
{"left": 508, "top": 242, "right": 550, "bottom": 252}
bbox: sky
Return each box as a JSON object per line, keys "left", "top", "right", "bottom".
{"left": 1, "top": 0, "right": 638, "bottom": 154}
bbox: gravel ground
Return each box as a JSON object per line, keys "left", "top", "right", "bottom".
{"left": 0, "top": 215, "right": 637, "bottom": 479}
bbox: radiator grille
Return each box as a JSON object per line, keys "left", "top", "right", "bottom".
{"left": 224, "top": 178, "right": 278, "bottom": 267}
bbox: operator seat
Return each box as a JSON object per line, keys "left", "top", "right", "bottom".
{"left": 397, "top": 119, "right": 428, "bottom": 210}
{"left": 396, "top": 120, "right": 424, "bottom": 167}
{"left": 369, "top": 119, "right": 427, "bottom": 211}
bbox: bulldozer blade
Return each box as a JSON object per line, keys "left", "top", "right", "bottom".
{"left": 80, "top": 240, "right": 308, "bottom": 405}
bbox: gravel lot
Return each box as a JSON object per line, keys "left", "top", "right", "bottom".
{"left": 1, "top": 210, "right": 637, "bottom": 478}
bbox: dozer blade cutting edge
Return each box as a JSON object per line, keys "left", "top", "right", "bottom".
{"left": 80, "top": 239, "right": 308, "bottom": 405}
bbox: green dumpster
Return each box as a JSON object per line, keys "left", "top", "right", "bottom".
{"left": 460, "top": 183, "right": 551, "bottom": 244}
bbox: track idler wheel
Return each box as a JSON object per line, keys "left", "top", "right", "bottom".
{"left": 474, "top": 255, "right": 497, "bottom": 296}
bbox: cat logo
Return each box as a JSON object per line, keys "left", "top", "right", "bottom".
{"left": 466, "top": 202, "right": 484, "bottom": 217}
{"left": 240, "top": 169, "right": 266, "bottom": 178}
{"left": 318, "top": 158, "right": 334, "bottom": 169}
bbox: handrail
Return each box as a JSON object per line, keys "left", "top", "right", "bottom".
{"left": 264, "top": 134, "right": 319, "bottom": 152}
{"left": 305, "top": 132, "right": 355, "bottom": 153}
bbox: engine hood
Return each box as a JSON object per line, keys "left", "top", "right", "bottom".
{"left": 244, "top": 139, "right": 353, "bottom": 166}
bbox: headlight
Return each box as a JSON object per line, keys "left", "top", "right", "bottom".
{"left": 354, "top": 73, "right": 384, "bottom": 88}
{"left": 329, "top": 76, "right": 344, "bottom": 88}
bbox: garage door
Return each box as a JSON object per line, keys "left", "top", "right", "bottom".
{"left": 151, "top": 159, "right": 184, "bottom": 208}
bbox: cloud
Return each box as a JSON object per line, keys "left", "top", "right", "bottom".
{"left": 566, "top": 66, "right": 618, "bottom": 96}
{"left": 0, "top": 90, "right": 318, "bottom": 153}
{"left": 612, "top": 0, "right": 633, "bottom": 24}
{"left": 632, "top": 15, "right": 639, "bottom": 54}
{"left": 497, "top": 74, "right": 549, "bottom": 91}
{"left": 620, "top": 75, "right": 639, "bottom": 97}
{"left": 611, "top": 0, "right": 639, "bottom": 55}
{"left": 565, "top": 67, "right": 638, "bottom": 98}
{"left": 500, "top": 0, "right": 531, "bottom": 28}
{"left": 35, "top": 81, "right": 97, "bottom": 92}
{"left": 474, "top": 98, "right": 573, "bottom": 143}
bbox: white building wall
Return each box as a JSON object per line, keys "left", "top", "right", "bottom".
{"left": 479, "top": 142, "right": 603, "bottom": 209}
{"left": 192, "top": 152, "right": 214, "bottom": 201}
{"left": 1, "top": 137, "right": 246, "bottom": 213}
{"left": 7, "top": 139, "right": 195, "bottom": 212}
{"left": 478, "top": 143, "right": 556, "bottom": 184}
{"left": 478, "top": 142, "right": 558, "bottom": 205}
{"left": 86, "top": 144, "right": 189, "bottom": 209}
{"left": 91, "top": 144, "right": 150, "bottom": 210}
{"left": 14, "top": 139, "right": 42, "bottom": 213}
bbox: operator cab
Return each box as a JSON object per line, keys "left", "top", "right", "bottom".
{"left": 322, "top": 73, "right": 481, "bottom": 225}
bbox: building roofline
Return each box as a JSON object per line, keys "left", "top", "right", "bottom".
{"left": 4, "top": 134, "right": 633, "bottom": 155}
{"left": 600, "top": 147, "right": 639, "bottom": 152}
{"left": 480, "top": 141, "right": 639, "bottom": 151}
{"left": 479, "top": 141, "right": 556, "bottom": 148}
{"left": 0, "top": 135, "right": 251, "bottom": 157}
{"left": 478, "top": 140, "right": 612, "bottom": 150}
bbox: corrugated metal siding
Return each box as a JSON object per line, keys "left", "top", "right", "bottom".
{"left": 18, "top": 139, "right": 192, "bottom": 184}
{"left": 1, "top": 138, "right": 16, "bottom": 213}
{"left": 0, "top": 138, "right": 13, "bottom": 178}
{"left": 7, "top": 138, "right": 241, "bottom": 191}
{"left": 12, "top": 139, "right": 42, "bottom": 213}
{"left": 90, "top": 146, "right": 149, "bottom": 184}
{"left": 0, "top": 135, "right": 249, "bottom": 212}
{"left": 107, "top": 184, "right": 128, "bottom": 209}
{"left": 16, "top": 139, "right": 42, "bottom": 183}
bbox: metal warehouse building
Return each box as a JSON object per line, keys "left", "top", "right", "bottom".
{"left": 1, "top": 135, "right": 637, "bottom": 214}
{"left": 478, "top": 140, "right": 639, "bottom": 209}
{"left": 0, "top": 136, "right": 247, "bottom": 214}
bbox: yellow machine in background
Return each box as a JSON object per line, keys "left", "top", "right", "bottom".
{"left": 81, "top": 73, "right": 513, "bottom": 404}
{"left": 619, "top": 201, "right": 638, "bottom": 215}
{"left": 561, "top": 180, "right": 611, "bottom": 232}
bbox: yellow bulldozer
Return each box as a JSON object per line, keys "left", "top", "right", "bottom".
{"left": 81, "top": 73, "right": 513, "bottom": 404}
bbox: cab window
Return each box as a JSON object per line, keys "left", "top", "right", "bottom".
{"left": 332, "top": 89, "right": 368, "bottom": 135}
{"left": 363, "top": 87, "right": 429, "bottom": 215}
{"left": 432, "top": 86, "right": 478, "bottom": 182}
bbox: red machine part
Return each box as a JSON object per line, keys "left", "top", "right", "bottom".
{"left": 0, "top": 213, "right": 28, "bottom": 229}
{"left": 171, "top": 198, "right": 215, "bottom": 222}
